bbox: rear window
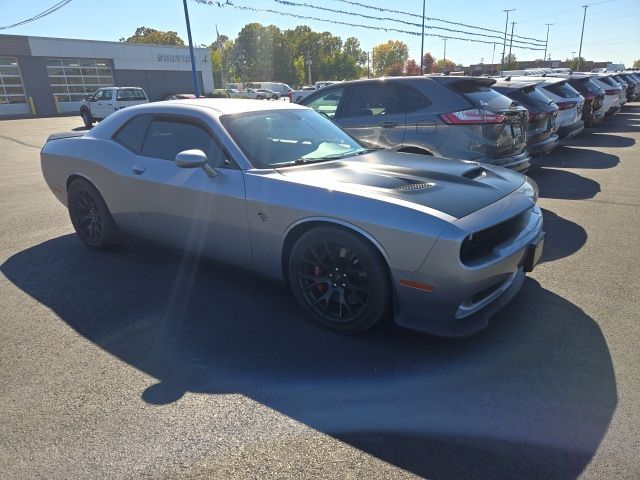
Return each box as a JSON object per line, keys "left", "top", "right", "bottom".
{"left": 543, "top": 81, "right": 580, "bottom": 98}
{"left": 451, "top": 81, "right": 514, "bottom": 108}
{"left": 569, "top": 78, "right": 603, "bottom": 96}
{"left": 599, "top": 77, "right": 620, "bottom": 88}
{"left": 497, "top": 86, "right": 552, "bottom": 108}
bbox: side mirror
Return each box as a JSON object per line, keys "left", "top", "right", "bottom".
{"left": 175, "top": 149, "right": 207, "bottom": 169}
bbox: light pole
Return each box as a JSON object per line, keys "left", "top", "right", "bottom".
{"left": 490, "top": 42, "right": 496, "bottom": 75}
{"left": 501, "top": 9, "right": 515, "bottom": 74}
{"left": 442, "top": 37, "right": 447, "bottom": 65}
{"left": 420, "top": 0, "right": 426, "bottom": 75}
{"left": 182, "top": 0, "right": 201, "bottom": 96}
{"left": 543, "top": 23, "right": 554, "bottom": 68}
{"left": 577, "top": 4, "right": 588, "bottom": 71}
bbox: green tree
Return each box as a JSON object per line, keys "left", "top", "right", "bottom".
{"left": 372, "top": 40, "right": 409, "bottom": 76}
{"left": 422, "top": 52, "right": 435, "bottom": 74}
{"left": 567, "top": 56, "right": 586, "bottom": 71}
{"left": 436, "top": 58, "right": 456, "bottom": 71}
{"left": 634, "top": 59, "right": 640, "bottom": 68}
{"left": 504, "top": 53, "right": 518, "bottom": 70}
{"left": 120, "top": 27, "right": 184, "bottom": 46}
{"left": 384, "top": 63, "right": 405, "bottom": 76}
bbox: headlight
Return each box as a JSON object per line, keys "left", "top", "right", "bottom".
{"left": 517, "top": 178, "right": 538, "bottom": 203}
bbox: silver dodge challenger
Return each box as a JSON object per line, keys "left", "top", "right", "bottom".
{"left": 41, "top": 99, "right": 544, "bottom": 336}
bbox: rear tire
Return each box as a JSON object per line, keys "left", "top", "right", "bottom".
{"left": 288, "top": 226, "right": 390, "bottom": 333}
{"left": 81, "top": 109, "right": 93, "bottom": 129}
{"left": 67, "top": 178, "right": 123, "bottom": 249}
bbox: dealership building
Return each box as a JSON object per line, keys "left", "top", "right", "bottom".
{"left": 0, "top": 34, "right": 214, "bottom": 117}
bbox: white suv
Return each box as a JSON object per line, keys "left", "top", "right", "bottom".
{"left": 510, "top": 76, "right": 585, "bottom": 139}
{"left": 80, "top": 87, "right": 149, "bottom": 128}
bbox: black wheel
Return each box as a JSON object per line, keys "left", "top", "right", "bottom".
{"left": 67, "top": 178, "right": 123, "bottom": 249}
{"left": 288, "top": 226, "right": 390, "bottom": 333}
{"left": 272, "top": 94, "right": 278, "bottom": 100}
{"left": 81, "top": 109, "right": 93, "bottom": 129}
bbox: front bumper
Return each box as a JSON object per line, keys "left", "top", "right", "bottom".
{"left": 391, "top": 190, "right": 544, "bottom": 337}
{"left": 528, "top": 133, "right": 559, "bottom": 158}
{"left": 557, "top": 120, "right": 584, "bottom": 140}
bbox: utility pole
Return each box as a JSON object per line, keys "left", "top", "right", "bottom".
{"left": 420, "top": 0, "right": 426, "bottom": 74}
{"left": 501, "top": 9, "right": 515, "bottom": 74}
{"left": 508, "top": 21, "right": 517, "bottom": 65}
{"left": 577, "top": 4, "right": 588, "bottom": 71}
{"left": 543, "top": 23, "right": 554, "bottom": 68}
{"left": 367, "top": 52, "right": 370, "bottom": 78}
{"left": 182, "top": 0, "right": 201, "bottom": 96}
{"left": 306, "top": 52, "right": 312, "bottom": 86}
{"left": 480, "top": 57, "right": 484, "bottom": 76}
{"left": 490, "top": 42, "right": 496, "bottom": 75}
{"left": 443, "top": 37, "right": 447, "bottom": 64}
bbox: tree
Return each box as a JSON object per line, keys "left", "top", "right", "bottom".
{"left": 504, "top": 53, "right": 518, "bottom": 70}
{"left": 422, "top": 52, "right": 435, "bottom": 74}
{"left": 404, "top": 59, "right": 420, "bottom": 76}
{"left": 384, "top": 63, "right": 404, "bottom": 76}
{"left": 372, "top": 40, "right": 409, "bottom": 76}
{"left": 634, "top": 59, "right": 640, "bottom": 68}
{"left": 436, "top": 59, "right": 456, "bottom": 71}
{"left": 120, "top": 27, "right": 184, "bottom": 46}
{"left": 568, "top": 56, "right": 586, "bottom": 71}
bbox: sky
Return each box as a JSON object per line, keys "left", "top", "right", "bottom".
{"left": 2, "top": 0, "right": 639, "bottom": 67}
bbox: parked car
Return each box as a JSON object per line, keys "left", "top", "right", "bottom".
{"left": 80, "top": 87, "right": 148, "bottom": 128}
{"left": 240, "top": 88, "right": 266, "bottom": 100}
{"left": 163, "top": 94, "right": 201, "bottom": 100}
{"left": 548, "top": 74, "right": 606, "bottom": 126}
{"left": 618, "top": 73, "right": 640, "bottom": 101}
{"left": 492, "top": 79, "right": 559, "bottom": 158}
{"left": 596, "top": 75, "right": 625, "bottom": 115}
{"left": 610, "top": 75, "right": 629, "bottom": 107}
{"left": 510, "top": 76, "right": 585, "bottom": 140}
{"left": 290, "top": 81, "right": 343, "bottom": 103}
{"left": 246, "top": 82, "right": 293, "bottom": 96}
{"left": 256, "top": 88, "right": 280, "bottom": 100}
{"left": 611, "top": 74, "right": 637, "bottom": 103}
{"left": 40, "top": 99, "right": 544, "bottom": 336}
{"left": 225, "top": 88, "right": 242, "bottom": 98}
{"left": 300, "top": 76, "right": 532, "bottom": 172}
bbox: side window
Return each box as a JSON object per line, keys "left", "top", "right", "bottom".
{"left": 117, "top": 89, "right": 134, "bottom": 101}
{"left": 305, "top": 87, "right": 345, "bottom": 118}
{"left": 141, "top": 119, "right": 229, "bottom": 167}
{"left": 398, "top": 84, "right": 431, "bottom": 112}
{"left": 113, "top": 115, "right": 152, "bottom": 153}
{"left": 103, "top": 90, "right": 113, "bottom": 101}
{"left": 343, "top": 84, "right": 405, "bottom": 118}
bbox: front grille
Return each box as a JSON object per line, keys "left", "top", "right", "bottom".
{"left": 460, "top": 209, "right": 531, "bottom": 264}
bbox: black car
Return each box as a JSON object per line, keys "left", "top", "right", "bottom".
{"left": 299, "top": 76, "right": 531, "bottom": 172}
{"left": 492, "top": 80, "right": 559, "bottom": 158}
{"left": 566, "top": 76, "right": 606, "bottom": 126}
{"left": 617, "top": 73, "right": 639, "bottom": 101}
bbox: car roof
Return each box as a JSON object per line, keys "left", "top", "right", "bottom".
{"left": 491, "top": 79, "right": 539, "bottom": 90}
{"left": 173, "top": 98, "right": 307, "bottom": 115}
{"left": 505, "top": 76, "right": 566, "bottom": 85}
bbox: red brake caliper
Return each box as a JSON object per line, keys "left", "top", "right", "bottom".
{"left": 313, "top": 265, "right": 326, "bottom": 293}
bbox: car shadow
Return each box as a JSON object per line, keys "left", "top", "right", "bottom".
{"left": 541, "top": 146, "right": 619, "bottom": 169}
{"left": 529, "top": 167, "right": 600, "bottom": 200}
{"left": 539, "top": 208, "right": 587, "bottom": 264}
{"left": 563, "top": 132, "right": 635, "bottom": 148}
{"left": 1, "top": 235, "right": 617, "bottom": 479}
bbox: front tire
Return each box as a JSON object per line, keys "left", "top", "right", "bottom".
{"left": 81, "top": 109, "right": 93, "bottom": 129}
{"left": 67, "top": 178, "right": 123, "bottom": 249}
{"left": 288, "top": 226, "right": 390, "bottom": 333}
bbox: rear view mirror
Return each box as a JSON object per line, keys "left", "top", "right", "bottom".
{"left": 175, "top": 149, "right": 207, "bottom": 168}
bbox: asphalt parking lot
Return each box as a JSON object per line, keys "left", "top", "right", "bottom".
{"left": 1, "top": 107, "right": 639, "bottom": 479}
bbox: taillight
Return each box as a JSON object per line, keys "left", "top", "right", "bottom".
{"left": 605, "top": 89, "right": 619, "bottom": 95}
{"left": 528, "top": 111, "right": 547, "bottom": 121}
{"left": 439, "top": 108, "right": 506, "bottom": 125}
{"left": 555, "top": 101, "right": 577, "bottom": 110}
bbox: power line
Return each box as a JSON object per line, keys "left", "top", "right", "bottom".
{"left": 270, "top": 0, "right": 545, "bottom": 47}
{"left": 0, "top": 0, "right": 73, "bottom": 30}
{"left": 195, "top": 1, "right": 546, "bottom": 51}
{"left": 328, "top": 0, "right": 544, "bottom": 43}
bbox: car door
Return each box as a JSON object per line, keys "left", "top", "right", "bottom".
{"left": 335, "top": 82, "right": 407, "bottom": 149}
{"left": 93, "top": 89, "right": 114, "bottom": 119}
{"left": 124, "top": 114, "right": 252, "bottom": 268}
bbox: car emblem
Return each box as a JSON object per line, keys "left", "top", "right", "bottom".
{"left": 257, "top": 211, "right": 267, "bottom": 222}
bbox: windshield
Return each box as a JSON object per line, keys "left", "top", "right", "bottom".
{"left": 220, "top": 109, "right": 366, "bottom": 168}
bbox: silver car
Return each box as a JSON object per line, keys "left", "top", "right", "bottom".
{"left": 40, "top": 100, "right": 544, "bottom": 336}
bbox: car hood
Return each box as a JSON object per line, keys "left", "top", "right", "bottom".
{"left": 276, "top": 150, "right": 526, "bottom": 219}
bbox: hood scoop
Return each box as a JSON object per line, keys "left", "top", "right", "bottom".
{"left": 394, "top": 182, "right": 435, "bottom": 193}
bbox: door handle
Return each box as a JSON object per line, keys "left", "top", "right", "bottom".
{"left": 107, "top": 103, "right": 113, "bottom": 106}
{"left": 379, "top": 121, "right": 398, "bottom": 128}
{"left": 132, "top": 165, "right": 146, "bottom": 175}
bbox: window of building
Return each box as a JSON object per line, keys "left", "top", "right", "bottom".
{"left": 0, "top": 57, "right": 27, "bottom": 105}
{"left": 46, "top": 58, "right": 114, "bottom": 103}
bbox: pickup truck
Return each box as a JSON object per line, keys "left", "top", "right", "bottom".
{"left": 289, "top": 81, "right": 342, "bottom": 103}
{"left": 80, "top": 87, "right": 149, "bottom": 128}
